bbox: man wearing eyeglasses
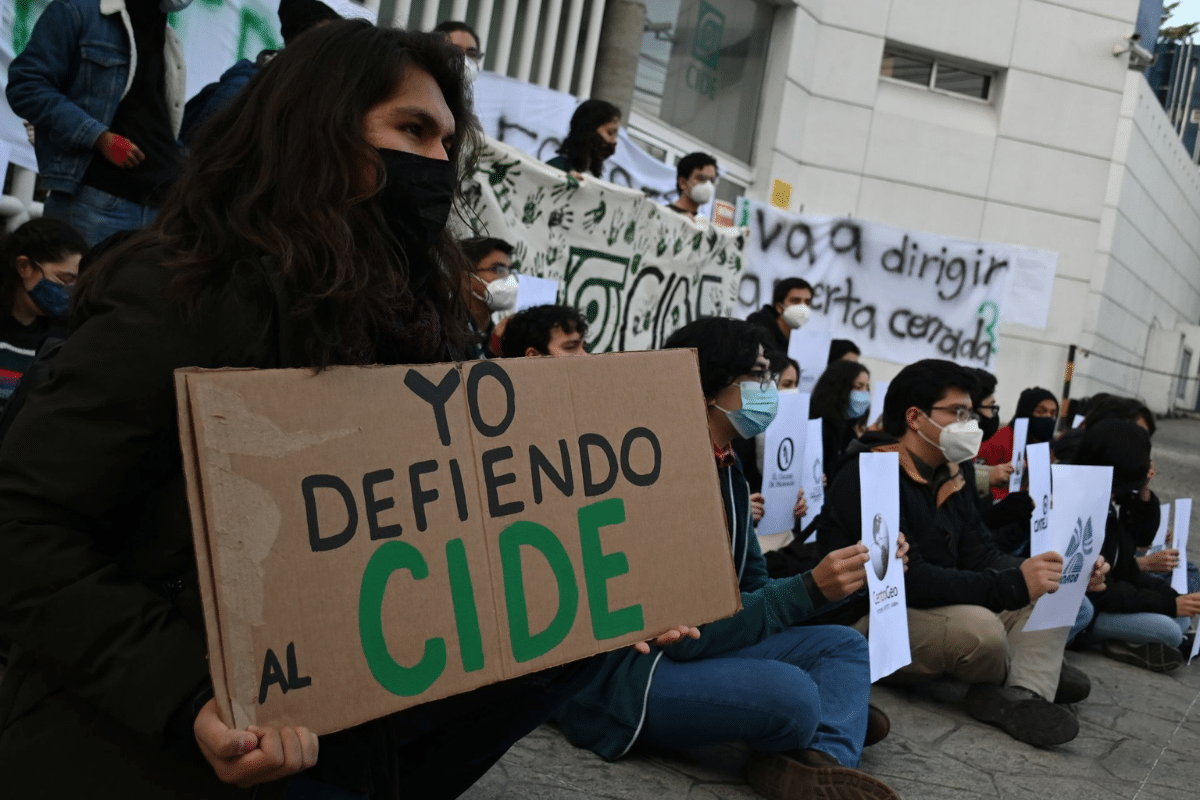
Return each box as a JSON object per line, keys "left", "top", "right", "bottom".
{"left": 434, "top": 20, "right": 485, "bottom": 79}
{"left": 460, "top": 236, "right": 518, "bottom": 359}
{"left": 813, "top": 359, "right": 1108, "bottom": 747}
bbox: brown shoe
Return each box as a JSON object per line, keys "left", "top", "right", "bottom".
{"left": 864, "top": 704, "right": 890, "bottom": 747}
{"left": 745, "top": 749, "right": 900, "bottom": 799}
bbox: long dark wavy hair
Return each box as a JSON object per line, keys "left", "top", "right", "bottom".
{"left": 810, "top": 359, "right": 870, "bottom": 425}
{"left": 81, "top": 20, "right": 481, "bottom": 367}
{"left": 556, "top": 99, "right": 620, "bottom": 177}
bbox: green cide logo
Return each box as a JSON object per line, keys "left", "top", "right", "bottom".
{"left": 691, "top": 1, "right": 725, "bottom": 70}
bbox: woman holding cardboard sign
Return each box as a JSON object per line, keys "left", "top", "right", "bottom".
{"left": 555, "top": 317, "right": 904, "bottom": 800}
{"left": 0, "top": 21, "right": 622, "bottom": 800}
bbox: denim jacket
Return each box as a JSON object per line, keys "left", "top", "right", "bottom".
{"left": 6, "top": 0, "right": 186, "bottom": 194}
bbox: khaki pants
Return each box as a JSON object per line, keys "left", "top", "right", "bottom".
{"left": 854, "top": 603, "right": 1068, "bottom": 700}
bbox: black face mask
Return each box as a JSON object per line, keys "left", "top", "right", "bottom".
{"left": 1028, "top": 416, "right": 1057, "bottom": 443}
{"left": 978, "top": 412, "right": 1000, "bottom": 442}
{"left": 591, "top": 136, "right": 616, "bottom": 162}
{"left": 375, "top": 148, "right": 455, "bottom": 255}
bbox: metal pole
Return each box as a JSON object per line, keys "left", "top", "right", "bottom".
{"left": 475, "top": 0, "right": 497, "bottom": 67}
{"left": 535, "top": 0, "right": 566, "bottom": 87}
{"left": 515, "top": 0, "right": 544, "bottom": 82}
{"left": 1059, "top": 344, "right": 1076, "bottom": 434}
{"left": 492, "top": 0, "right": 520, "bottom": 78}
{"left": 575, "top": 0, "right": 607, "bottom": 98}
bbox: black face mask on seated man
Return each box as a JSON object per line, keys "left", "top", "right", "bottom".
{"left": 1027, "top": 416, "right": 1056, "bottom": 443}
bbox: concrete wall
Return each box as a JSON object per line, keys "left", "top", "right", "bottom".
{"left": 744, "top": 0, "right": 1199, "bottom": 413}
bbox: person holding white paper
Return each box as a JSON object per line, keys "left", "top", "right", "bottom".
{"left": 1075, "top": 421, "right": 1199, "bottom": 672}
{"left": 556, "top": 318, "right": 900, "bottom": 800}
{"left": 815, "top": 360, "right": 1098, "bottom": 747}
{"left": 978, "top": 387, "right": 1058, "bottom": 502}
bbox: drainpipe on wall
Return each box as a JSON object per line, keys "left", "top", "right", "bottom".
{"left": 591, "top": 0, "right": 646, "bottom": 117}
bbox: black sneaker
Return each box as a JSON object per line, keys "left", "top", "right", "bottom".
{"left": 964, "top": 684, "right": 1079, "bottom": 746}
{"left": 1053, "top": 662, "right": 1091, "bottom": 704}
{"left": 1101, "top": 639, "right": 1183, "bottom": 673}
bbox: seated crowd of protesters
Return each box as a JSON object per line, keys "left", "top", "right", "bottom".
{"left": 3, "top": 9, "right": 1198, "bottom": 800}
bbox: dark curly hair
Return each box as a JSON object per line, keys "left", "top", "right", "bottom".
{"left": 662, "top": 317, "right": 764, "bottom": 399}
{"left": 501, "top": 304, "right": 588, "bottom": 357}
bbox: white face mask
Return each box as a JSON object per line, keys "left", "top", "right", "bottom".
{"left": 473, "top": 273, "right": 518, "bottom": 312}
{"left": 689, "top": 180, "right": 715, "bottom": 205}
{"left": 781, "top": 303, "right": 811, "bottom": 330}
{"left": 465, "top": 58, "right": 481, "bottom": 82}
{"left": 918, "top": 412, "right": 984, "bottom": 464}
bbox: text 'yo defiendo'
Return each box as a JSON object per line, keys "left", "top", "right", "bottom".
{"left": 178, "top": 351, "right": 739, "bottom": 734}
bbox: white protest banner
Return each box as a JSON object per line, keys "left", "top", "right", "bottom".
{"left": 759, "top": 392, "right": 810, "bottom": 537}
{"left": 1009, "top": 418, "right": 1029, "bottom": 495}
{"left": 1025, "top": 464, "right": 1112, "bottom": 632}
{"left": 787, "top": 322, "right": 832, "bottom": 395}
{"left": 462, "top": 138, "right": 742, "bottom": 354}
{"left": 869, "top": 380, "right": 889, "bottom": 430}
{"left": 859, "top": 451, "right": 910, "bottom": 682}
{"left": 1172, "top": 498, "right": 1192, "bottom": 595}
{"left": 799, "top": 418, "right": 825, "bottom": 535}
{"left": 1147, "top": 503, "right": 1170, "bottom": 553}
{"left": 514, "top": 275, "right": 561, "bottom": 312}
{"left": 473, "top": 72, "right": 679, "bottom": 204}
{"left": 735, "top": 199, "right": 1058, "bottom": 368}
{"left": 1026, "top": 442, "right": 1052, "bottom": 556}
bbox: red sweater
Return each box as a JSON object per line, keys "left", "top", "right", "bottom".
{"left": 977, "top": 425, "right": 1014, "bottom": 501}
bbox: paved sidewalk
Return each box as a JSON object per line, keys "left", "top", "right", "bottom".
{"left": 462, "top": 418, "right": 1200, "bottom": 799}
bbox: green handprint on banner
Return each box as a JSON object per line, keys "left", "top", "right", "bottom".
{"left": 522, "top": 188, "right": 545, "bottom": 226}
{"left": 583, "top": 199, "right": 608, "bottom": 231}
{"left": 623, "top": 220, "right": 637, "bottom": 245}
{"left": 510, "top": 241, "right": 529, "bottom": 273}
{"left": 550, "top": 174, "right": 582, "bottom": 201}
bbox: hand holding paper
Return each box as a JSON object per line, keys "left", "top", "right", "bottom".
{"left": 1087, "top": 555, "right": 1109, "bottom": 592}
{"left": 810, "top": 543, "right": 870, "bottom": 601}
{"left": 1176, "top": 594, "right": 1200, "bottom": 617}
{"left": 1021, "top": 551, "right": 1064, "bottom": 600}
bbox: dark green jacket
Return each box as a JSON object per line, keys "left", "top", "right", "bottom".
{"left": 0, "top": 247, "right": 302, "bottom": 798}
{"left": 554, "top": 455, "right": 830, "bottom": 760}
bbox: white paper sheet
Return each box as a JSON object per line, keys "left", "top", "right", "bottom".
{"left": 1009, "top": 418, "right": 1029, "bottom": 494}
{"left": 787, "top": 323, "right": 832, "bottom": 395}
{"left": 859, "top": 452, "right": 910, "bottom": 682}
{"left": 1172, "top": 498, "right": 1192, "bottom": 595}
{"left": 1147, "top": 503, "right": 1171, "bottom": 552}
{"left": 514, "top": 274, "right": 561, "bottom": 312}
{"left": 1026, "top": 442, "right": 1052, "bottom": 556}
{"left": 1072, "top": 414, "right": 1085, "bottom": 429}
{"left": 1024, "top": 464, "right": 1112, "bottom": 632}
{"left": 799, "top": 418, "right": 825, "bottom": 536}
{"left": 758, "top": 392, "right": 811, "bottom": 537}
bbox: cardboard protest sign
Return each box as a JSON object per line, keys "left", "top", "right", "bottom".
{"left": 176, "top": 351, "right": 741, "bottom": 734}
{"left": 1026, "top": 442, "right": 1052, "bottom": 556}
{"left": 799, "top": 418, "right": 826, "bottom": 536}
{"left": 759, "top": 392, "right": 811, "bottom": 537}
{"left": 462, "top": 138, "right": 742, "bottom": 354}
{"left": 735, "top": 200, "right": 1059, "bottom": 367}
{"left": 787, "top": 323, "right": 832, "bottom": 395}
{"left": 1025, "top": 465, "right": 1112, "bottom": 632}
{"left": 1009, "top": 418, "right": 1029, "bottom": 495}
{"left": 859, "top": 452, "right": 910, "bottom": 682}
{"left": 1172, "top": 498, "right": 1192, "bottom": 595}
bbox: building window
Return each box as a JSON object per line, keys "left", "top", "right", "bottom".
{"left": 1179, "top": 347, "right": 1192, "bottom": 400}
{"left": 880, "top": 47, "right": 993, "bottom": 101}
{"left": 633, "top": 0, "right": 774, "bottom": 163}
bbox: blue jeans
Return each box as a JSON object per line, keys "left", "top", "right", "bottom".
{"left": 1068, "top": 596, "right": 1095, "bottom": 645}
{"left": 639, "top": 625, "right": 870, "bottom": 768}
{"left": 42, "top": 185, "right": 156, "bottom": 247}
{"left": 1147, "top": 561, "right": 1200, "bottom": 595}
{"left": 1089, "top": 611, "right": 1190, "bottom": 647}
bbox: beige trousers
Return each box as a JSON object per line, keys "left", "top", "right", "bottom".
{"left": 854, "top": 603, "right": 1069, "bottom": 700}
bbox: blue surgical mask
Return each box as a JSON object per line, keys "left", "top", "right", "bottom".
{"left": 716, "top": 381, "right": 779, "bottom": 439}
{"left": 28, "top": 276, "right": 71, "bottom": 318}
{"left": 847, "top": 389, "right": 871, "bottom": 419}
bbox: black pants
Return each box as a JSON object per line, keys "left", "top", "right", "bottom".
{"left": 304, "top": 656, "right": 603, "bottom": 800}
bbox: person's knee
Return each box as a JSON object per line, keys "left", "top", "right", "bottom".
{"left": 944, "top": 606, "right": 1007, "bottom": 672}
{"left": 751, "top": 661, "right": 821, "bottom": 748}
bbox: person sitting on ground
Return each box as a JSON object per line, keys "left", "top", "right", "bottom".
{"left": 977, "top": 387, "right": 1059, "bottom": 502}
{"left": 433, "top": 19, "right": 484, "bottom": 77}
{"left": 0, "top": 218, "right": 87, "bottom": 413}
{"left": 970, "top": 369, "right": 1011, "bottom": 498}
{"left": 828, "top": 338, "right": 860, "bottom": 364}
{"left": 0, "top": 22, "right": 649, "bottom": 798}
{"left": 459, "top": 236, "right": 518, "bottom": 358}
{"left": 666, "top": 151, "right": 718, "bottom": 220}
{"left": 1073, "top": 420, "right": 1200, "bottom": 671}
{"left": 968, "top": 369, "right": 1034, "bottom": 555}
{"left": 8, "top": 0, "right": 192, "bottom": 246}
{"left": 180, "top": 0, "right": 341, "bottom": 145}
{"left": 500, "top": 303, "right": 589, "bottom": 357}
{"left": 814, "top": 359, "right": 1103, "bottom": 747}
{"left": 555, "top": 317, "right": 901, "bottom": 800}
{"left": 810, "top": 359, "right": 872, "bottom": 487}
{"left": 546, "top": 99, "right": 621, "bottom": 178}
{"left": 745, "top": 277, "right": 814, "bottom": 357}
{"left": 1052, "top": 393, "right": 1154, "bottom": 463}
